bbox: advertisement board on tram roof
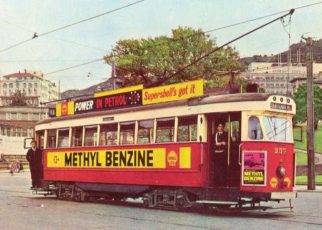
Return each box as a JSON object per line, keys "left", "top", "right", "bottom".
{"left": 52, "top": 79, "right": 204, "bottom": 117}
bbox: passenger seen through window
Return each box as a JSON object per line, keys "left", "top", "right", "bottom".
{"left": 71, "top": 127, "right": 83, "bottom": 147}
{"left": 84, "top": 126, "right": 98, "bottom": 146}
{"left": 156, "top": 118, "right": 174, "bottom": 143}
{"left": 47, "top": 129, "right": 56, "bottom": 148}
{"left": 248, "top": 116, "right": 263, "bottom": 140}
{"left": 58, "top": 129, "right": 69, "bottom": 147}
{"left": 137, "top": 120, "right": 154, "bottom": 144}
{"left": 100, "top": 123, "right": 118, "bottom": 145}
{"left": 120, "top": 122, "right": 135, "bottom": 145}
{"left": 177, "top": 116, "right": 197, "bottom": 142}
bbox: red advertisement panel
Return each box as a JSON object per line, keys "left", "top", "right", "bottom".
{"left": 242, "top": 151, "right": 267, "bottom": 186}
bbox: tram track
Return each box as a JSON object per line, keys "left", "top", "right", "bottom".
{"left": 73, "top": 198, "right": 322, "bottom": 228}
{"left": 2, "top": 189, "right": 322, "bottom": 228}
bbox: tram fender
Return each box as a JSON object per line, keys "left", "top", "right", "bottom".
{"left": 270, "top": 191, "right": 297, "bottom": 200}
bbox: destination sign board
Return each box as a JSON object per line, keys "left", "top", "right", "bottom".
{"left": 270, "top": 102, "right": 292, "bottom": 111}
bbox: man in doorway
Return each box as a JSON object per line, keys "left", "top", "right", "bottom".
{"left": 26, "top": 140, "right": 43, "bottom": 188}
{"left": 213, "top": 121, "right": 228, "bottom": 186}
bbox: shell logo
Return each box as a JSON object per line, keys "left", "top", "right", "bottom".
{"left": 167, "top": 151, "right": 178, "bottom": 167}
{"left": 284, "top": 177, "right": 291, "bottom": 188}
{"left": 270, "top": 177, "right": 278, "bottom": 188}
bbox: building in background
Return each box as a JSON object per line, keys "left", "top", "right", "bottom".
{"left": 242, "top": 62, "right": 322, "bottom": 95}
{"left": 0, "top": 70, "right": 59, "bottom": 106}
{"left": 0, "top": 70, "right": 59, "bottom": 156}
{"left": 290, "top": 77, "right": 322, "bottom": 92}
{"left": 0, "top": 106, "right": 47, "bottom": 155}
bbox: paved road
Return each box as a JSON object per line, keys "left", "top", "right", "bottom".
{"left": 0, "top": 171, "right": 321, "bottom": 230}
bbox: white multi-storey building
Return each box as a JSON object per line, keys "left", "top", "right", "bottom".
{"left": 0, "top": 106, "right": 47, "bottom": 155}
{"left": 242, "top": 62, "right": 322, "bottom": 95}
{"left": 0, "top": 70, "right": 59, "bottom": 156}
{"left": 0, "top": 70, "right": 59, "bottom": 106}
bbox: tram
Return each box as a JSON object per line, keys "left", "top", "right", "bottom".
{"left": 30, "top": 80, "right": 297, "bottom": 210}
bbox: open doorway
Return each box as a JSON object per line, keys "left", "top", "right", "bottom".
{"left": 207, "top": 112, "right": 241, "bottom": 187}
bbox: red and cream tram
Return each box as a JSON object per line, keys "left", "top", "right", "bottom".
{"left": 31, "top": 80, "right": 296, "bottom": 210}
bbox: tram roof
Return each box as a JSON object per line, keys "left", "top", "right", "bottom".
{"left": 37, "top": 93, "right": 288, "bottom": 125}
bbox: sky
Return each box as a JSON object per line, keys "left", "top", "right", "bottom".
{"left": 0, "top": 0, "right": 321, "bottom": 91}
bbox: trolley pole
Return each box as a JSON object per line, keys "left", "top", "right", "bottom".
{"left": 304, "top": 36, "right": 315, "bottom": 190}
{"left": 111, "top": 60, "right": 116, "bottom": 90}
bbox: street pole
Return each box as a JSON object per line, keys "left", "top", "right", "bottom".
{"left": 111, "top": 60, "right": 116, "bottom": 90}
{"left": 305, "top": 37, "right": 315, "bottom": 190}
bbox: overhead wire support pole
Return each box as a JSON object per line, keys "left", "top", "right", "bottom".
{"left": 159, "top": 9, "right": 295, "bottom": 85}
{"left": 303, "top": 36, "right": 315, "bottom": 190}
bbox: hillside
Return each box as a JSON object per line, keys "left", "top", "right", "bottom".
{"left": 241, "top": 38, "right": 322, "bottom": 67}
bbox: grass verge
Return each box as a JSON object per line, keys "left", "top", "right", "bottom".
{"left": 296, "top": 175, "right": 322, "bottom": 185}
{"left": 294, "top": 125, "right": 322, "bottom": 153}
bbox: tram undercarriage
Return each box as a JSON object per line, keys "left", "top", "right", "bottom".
{"left": 32, "top": 181, "right": 296, "bottom": 212}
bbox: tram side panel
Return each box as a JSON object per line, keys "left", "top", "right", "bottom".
{"left": 42, "top": 143, "right": 210, "bottom": 188}
{"left": 240, "top": 141, "right": 294, "bottom": 193}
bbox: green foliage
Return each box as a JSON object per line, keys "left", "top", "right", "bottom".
{"left": 105, "top": 27, "right": 241, "bottom": 87}
{"left": 296, "top": 175, "right": 322, "bottom": 185}
{"left": 296, "top": 151, "right": 307, "bottom": 166}
{"left": 294, "top": 125, "right": 322, "bottom": 153}
{"left": 293, "top": 84, "right": 322, "bottom": 128}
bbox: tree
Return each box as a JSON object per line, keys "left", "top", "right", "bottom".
{"left": 293, "top": 84, "right": 322, "bottom": 129}
{"left": 104, "top": 27, "right": 241, "bottom": 87}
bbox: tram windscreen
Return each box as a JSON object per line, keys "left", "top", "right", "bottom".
{"left": 262, "top": 117, "right": 293, "bottom": 142}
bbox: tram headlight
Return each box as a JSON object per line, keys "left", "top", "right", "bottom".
{"left": 276, "top": 165, "right": 286, "bottom": 179}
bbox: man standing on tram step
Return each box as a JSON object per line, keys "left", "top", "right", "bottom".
{"left": 213, "top": 121, "right": 228, "bottom": 186}
{"left": 26, "top": 140, "right": 43, "bottom": 188}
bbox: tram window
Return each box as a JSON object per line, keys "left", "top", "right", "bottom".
{"left": 36, "top": 130, "right": 45, "bottom": 149}
{"left": 156, "top": 118, "right": 174, "bottom": 143}
{"left": 47, "top": 129, "right": 57, "bottom": 148}
{"left": 71, "top": 127, "right": 83, "bottom": 147}
{"left": 58, "top": 129, "right": 69, "bottom": 147}
{"left": 262, "top": 117, "right": 292, "bottom": 142}
{"left": 248, "top": 116, "right": 263, "bottom": 140}
{"left": 120, "top": 122, "right": 135, "bottom": 145}
{"left": 177, "top": 116, "right": 197, "bottom": 142}
{"left": 100, "top": 123, "right": 118, "bottom": 146}
{"left": 138, "top": 120, "right": 154, "bottom": 144}
{"left": 84, "top": 126, "right": 98, "bottom": 146}
{"left": 230, "top": 121, "right": 240, "bottom": 142}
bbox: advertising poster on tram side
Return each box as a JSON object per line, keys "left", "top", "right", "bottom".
{"left": 242, "top": 151, "right": 267, "bottom": 186}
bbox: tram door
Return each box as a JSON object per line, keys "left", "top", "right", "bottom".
{"left": 208, "top": 112, "right": 241, "bottom": 187}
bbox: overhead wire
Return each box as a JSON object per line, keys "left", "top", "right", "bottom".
{"left": 43, "top": 1, "right": 322, "bottom": 78}
{"left": 203, "top": 1, "right": 322, "bottom": 35}
{"left": 148, "top": 9, "right": 296, "bottom": 87}
{"left": 44, "top": 58, "right": 104, "bottom": 76}
{"left": 0, "top": 16, "right": 107, "bottom": 52}
{"left": 0, "top": 0, "right": 146, "bottom": 53}
{"left": 107, "top": 1, "right": 322, "bottom": 60}
{"left": 1, "top": 1, "right": 322, "bottom": 78}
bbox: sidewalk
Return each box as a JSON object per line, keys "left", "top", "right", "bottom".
{"left": 0, "top": 169, "right": 29, "bottom": 173}
{"left": 294, "top": 185, "right": 322, "bottom": 193}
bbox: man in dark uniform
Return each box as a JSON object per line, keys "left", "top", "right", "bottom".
{"left": 213, "top": 122, "right": 228, "bottom": 186}
{"left": 26, "top": 140, "right": 43, "bottom": 188}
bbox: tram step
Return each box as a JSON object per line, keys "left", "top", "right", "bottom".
{"left": 195, "top": 200, "right": 238, "bottom": 205}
